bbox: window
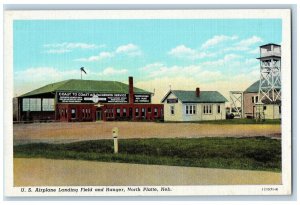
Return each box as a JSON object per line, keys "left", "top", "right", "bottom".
{"left": 82, "top": 109, "right": 85, "bottom": 118}
{"left": 217, "top": 105, "right": 221, "bottom": 114}
{"left": 185, "top": 105, "right": 196, "bottom": 115}
{"left": 279, "top": 106, "right": 281, "bottom": 114}
{"left": 252, "top": 96, "right": 259, "bottom": 103}
{"left": 170, "top": 105, "right": 175, "bottom": 115}
{"left": 135, "top": 108, "right": 139, "bottom": 116}
{"left": 141, "top": 108, "right": 146, "bottom": 117}
{"left": 154, "top": 108, "right": 158, "bottom": 116}
{"left": 22, "top": 98, "right": 42, "bottom": 111}
{"left": 203, "top": 105, "right": 212, "bottom": 114}
{"left": 71, "top": 108, "right": 76, "bottom": 119}
{"left": 22, "top": 99, "right": 30, "bottom": 111}
{"left": 106, "top": 109, "right": 114, "bottom": 118}
{"left": 123, "top": 108, "right": 127, "bottom": 117}
{"left": 86, "top": 109, "right": 88, "bottom": 118}
{"left": 116, "top": 108, "right": 121, "bottom": 117}
{"left": 148, "top": 107, "right": 152, "bottom": 113}
{"left": 42, "top": 98, "right": 54, "bottom": 111}
{"left": 263, "top": 106, "right": 267, "bottom": 111}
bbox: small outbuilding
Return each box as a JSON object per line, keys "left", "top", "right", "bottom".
{"left": 161, "top": 88, "right": 227, "bottom": 122}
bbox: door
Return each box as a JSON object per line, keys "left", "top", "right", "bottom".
{"left": 96, "top": 110, "right": 102, "bottom": 121}
{"left": 129, "top": 108, "right": 133, "bottom": 119}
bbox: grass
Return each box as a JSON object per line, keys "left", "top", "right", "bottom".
{"left": 14, "top": 137, "right": 281, "bottom": 172}
{"left": 162, "top": 118, "right": 281, "bottom": 124}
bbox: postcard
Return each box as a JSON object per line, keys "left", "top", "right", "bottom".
{"left": 4, "top": 9, "right": 292, "bottom": 196}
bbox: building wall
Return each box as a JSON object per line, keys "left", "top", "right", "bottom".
{"left": 13, "top": 98, "right": 18, "bottom": 121}
{"left": 243, "top": 92, "right": 258, "bottom": 118}
{"left": 102, "top": 104, "right": 163, "bottom": 121}
{"left": 163, "top": 93, "right": 226, "bottom": 121}
{"left": 56, "top": 104, "right": 96, "bottom": 122}
{"left": 56, "top": 103, "right": 163, "bottom": 122}
{"left": 243, "top": 92, "right": 281, "bottom": 119}
{"left": 163, "top": 93, "right": 183, "bottom": 121}
{"left": 19, "top": 111, "right": 55, "bottom": 121}
{"left": 264, "top": 104, "right": 281, "bottom": 119}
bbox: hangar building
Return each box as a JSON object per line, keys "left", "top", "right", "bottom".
{"left": 16, "top": 77, "right": 163, "bottom": 122}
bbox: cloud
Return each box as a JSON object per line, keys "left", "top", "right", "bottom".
{"left": 248, "top": 47, "right": 260, "bottom": 54}
{"left": 201, "top": 35, "right": 238, "bottom": 49}
{"left": 236, "top": 36, "right": 263, "bottom": 48}
{"left": 200, "top": 54, "right": 241, "bottom": 67}
{"left": 168, "top": 45, "right": 211, "bottom": 60}
{"left": 135, "top": 68, "right": 260, "bottom": 104}
{"left": 225, "top": 36, "right": 263, "bottom": 52}
{"left": 140, "top": 62, "right": 165, "bottom": 71}
{"left": 115, "top": 43, "right": 142, "bottom": 56}
{"left": 139, "top": 62, "right": 223, "bottom": 83}
{"left": 74, "top": 43, "right": 142, "bottom": 62}
{"left": 45, "top": 49, "right": 72, "bottom": 54}
{"left": 43, "top": 42, "right": 104, "bottom": 54}
{"left": 75, "top": 51, "right": 114, "bottom": 62}
{"left": 101, "top": 67, "right": 128, "bottom": 76}
{"left": 14, "top": 66, "right": 129, "bottom": 96}
{"left": 135, "top": 74, "right": 257, "bottom": 104}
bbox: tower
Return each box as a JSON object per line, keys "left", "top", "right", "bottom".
{"left": 257, "top": 43, "right": 281, "bottom": 104}
{"left": 255, "top": 43, "right": 281, "bottom": 120}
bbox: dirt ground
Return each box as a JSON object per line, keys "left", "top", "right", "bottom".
{"left": 13, "top": 121, "right": 281, "bottom": 144}
{"left": 14, "top": 158, "right": 281, "bottom": 186}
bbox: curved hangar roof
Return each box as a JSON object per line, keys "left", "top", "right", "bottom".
{"left": 20, "top": 79, "right": 151, "bottom": 98}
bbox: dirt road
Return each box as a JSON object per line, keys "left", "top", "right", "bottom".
{"left": 14, "top": 121, "right": 281, "bottom": 144}
{"left": 14, "top": 158, "right": 281, "bottom": 186}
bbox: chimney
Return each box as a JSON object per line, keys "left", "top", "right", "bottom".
{"left": 129, "top": 76, "right": 134, "bottom": 104}
{"left": 196, "top": 87, "right": 200, "bottom": 97}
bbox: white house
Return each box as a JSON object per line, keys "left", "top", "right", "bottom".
{"left": 161, "top": 88, "right": 227, "bottom": 122}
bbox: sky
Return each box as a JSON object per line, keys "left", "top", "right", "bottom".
{"left": 13, "top": 19, "right": 282, "bottom": 103}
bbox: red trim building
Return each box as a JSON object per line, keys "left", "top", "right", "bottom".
{"left": 16, "top": 77, "right": 163, "bottom": 122}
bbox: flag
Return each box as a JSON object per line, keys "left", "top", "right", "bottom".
{"left": 80, "top": 67, "right": 87, "bottom": 74}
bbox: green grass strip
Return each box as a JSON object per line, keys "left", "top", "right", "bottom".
{"left": 14, "top": 137, "right": 281, "bottom": 172}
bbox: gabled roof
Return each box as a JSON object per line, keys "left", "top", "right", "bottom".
{"left": 244, "top": 80, "right": 260, "bottom": 93}
{"left": 259, "top": 43, "right": 281, "bottom": 47}
{"left": 161, "top": 90, "right": 227, "bottom": 103}
{"left": 20, "top": 79, "right": 151, "bottom": 98}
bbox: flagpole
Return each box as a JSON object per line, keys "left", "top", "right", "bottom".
{"left": 81, "top": 70, "right": 82, "bottom": 80}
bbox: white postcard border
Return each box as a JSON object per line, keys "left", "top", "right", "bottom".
{"left": 4, "top": 9, "right": 292, "bottom": 196}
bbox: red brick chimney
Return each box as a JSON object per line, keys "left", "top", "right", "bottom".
{"left": 196, "top": 87, "right": 200, "bottom": 97}
{"left": 129, "top": 76, "right": 134, "bottom": 104}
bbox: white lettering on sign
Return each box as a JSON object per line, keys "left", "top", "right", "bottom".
{"left": 84, "top": 95, "right": 106, "bottom": 103}
{"left": 134, "top": 94, "right": 151, "bottom": 103}
{"left": 57, "top": 92, "right": 129, "bottom": 103}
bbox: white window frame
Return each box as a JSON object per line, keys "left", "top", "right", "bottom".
{"left": 217, "top": 104, "right": 221, "bottom": 114}
{"left": 154, "top": 108, "right": 158, "bottom": 116}
{"left": 42, "top": 98, "right": 55, "bottom": 111}
{"left": 170, "top": 105, "right": 175, "bottom": 115}
{"left": 185, "top": 104, "right": 196, "bottom": 115}
{"left": 203, "top": 104, "right": 213, "bottom": 115}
